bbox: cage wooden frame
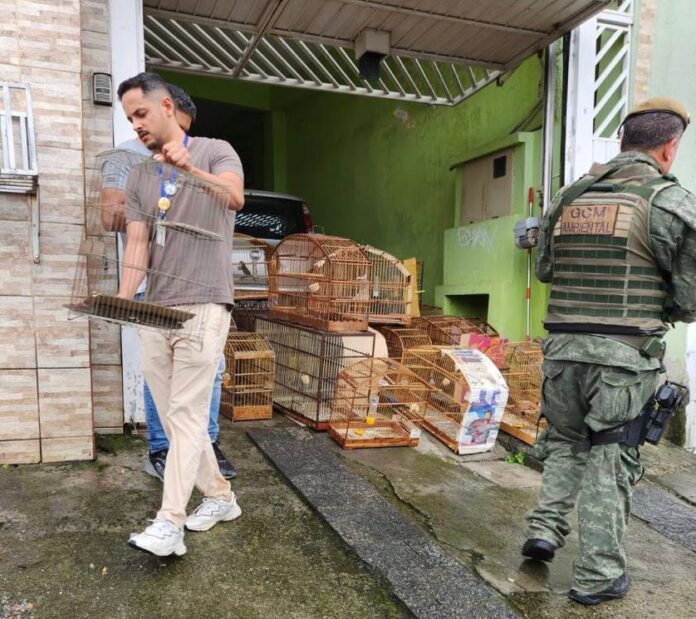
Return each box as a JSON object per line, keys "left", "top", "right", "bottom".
{"left": 256, "top": 316, "right": 375, "bottom": 430}
{"left": 220, "top": 331, "right": 275, "bottom": 422}
{"left": 379, "top": 326, "right": 433, "bottom": 362}
{"left": 232, "top": 232, "right": 273, "bottom": 300}
{"left": 360, "top": 244, "right": 413, "bottom": 325}
{"left": 497, "top": 341, "right": 545, "bottom": 445}
{"left": 268, "top": 233, "right": 372, "bottom": 332}
{"left": 328, "top": 358, "right": 428, "bottom": 449}
{"left": 413, "top": 315, "right": 488, "bottom": 346}
{"left": 402, "top": 346, "right": 508, "bottom": 454}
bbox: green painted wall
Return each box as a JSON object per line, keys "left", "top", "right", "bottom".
{"left": 157, "top": 60, "right": 546, "bottom": 333}
{"left": 437, "top": 132, "right": 548, "bottom": 339}
{"left": 642, "top": 1, "right": 696, "bottom": 382}
{"left": 280, "top": 57, "right": 543, "bottom": 310}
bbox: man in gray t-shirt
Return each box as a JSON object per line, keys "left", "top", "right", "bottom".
{"left": 99, "top": 85, "right": 236, "bottom": 483}
{"left": 116, "top": 72, "right": 245, "bottom": 558}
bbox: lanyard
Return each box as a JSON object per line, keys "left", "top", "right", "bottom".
{"left": 156, "top": 133, "right": 190, "bottom": 220}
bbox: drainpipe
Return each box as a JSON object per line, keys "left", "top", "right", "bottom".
{"left": 541, "top": 43, "right": 557, "bottom": 213}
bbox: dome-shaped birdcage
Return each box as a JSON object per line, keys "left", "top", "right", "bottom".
{"left": 413, "top": 315, "right": 492, "bottom": 346}
{"left": 402, "top": 346, "right": 508, "bottom": 455}
{"left": 268, "top": 234, "right": 371, "bottom": 332}
{"left": 378, "top": 326, "right": 432, "bottom": 361}
{"left": 359, "top": 244, "right": 413, "bottom": 325}
{"left": 232, "top": 233, "right": 273, "bottom": 300}
{"left": 495, "top": 340, "right": 546, "bottom": 445}
{"left": 328, "top": 358, "right": 428, "bottom": 449}
{"left": 220, "top": 331, "right": 275, "bottom": 422}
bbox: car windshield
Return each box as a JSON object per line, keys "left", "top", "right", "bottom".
{"left": 236, "top": 194, "right": 305, "bottom": 240}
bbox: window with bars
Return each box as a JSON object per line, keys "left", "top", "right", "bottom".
{"left": 0, "top": 82, "right": 38, "bottom": 193}
{"left": 593, "top": 0, "right": 634, "bottom": 140}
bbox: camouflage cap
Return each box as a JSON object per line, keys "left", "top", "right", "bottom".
{"left": 624, "top": 97, "right": 690, "bottom": 128}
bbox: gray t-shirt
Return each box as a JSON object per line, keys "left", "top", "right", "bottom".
{"left": 101, "top": 139, "right": 152, "bottom": 296}
{"left": 125, "top": 137, "right": 244, "bottom": 307}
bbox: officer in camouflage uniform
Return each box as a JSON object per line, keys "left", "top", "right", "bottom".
{"left": 522, "top": 98, "right": 696, "bottom": 605}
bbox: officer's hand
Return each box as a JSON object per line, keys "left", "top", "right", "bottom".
{"left": 155, "top": 141, "right": 192, "bottom": 171}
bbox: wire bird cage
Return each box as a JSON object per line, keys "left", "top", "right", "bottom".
{"left": 232, "top": 233, "right": 273, "bottom": 300}
{"left": 359, "top": 244, "right": 412, "bottom": 325}
{"left": 328, "top": 358, "right": 428, "bottom": 449}
{"left": 232, "top": 298, "right": 269, "bottom": 332}
{"left": 497, "top": 341, "right": 546, "bottom": 445}
{"left": 256, "top": 316, "right": 375, "bottom": 430}
{"left": 414, "top": 315, "right": 490, "bottom": 346}
{"left": 268, "top": 234, "right": 372, "bottom": 332}
{"left": 402, "top": 346, "right": 509, "bottom": 455}
{"left": 68, "top": 150, "right": 231, "bottom": 340}
{"left": 379, "top": 326, "right": 432, "bottom": 362}
{"left": 221, "top": 331, "right": 275, "bottom": 422}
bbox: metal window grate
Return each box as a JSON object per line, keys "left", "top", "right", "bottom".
{"left": 0, "top": 82, "right": 38, "bottom": 192}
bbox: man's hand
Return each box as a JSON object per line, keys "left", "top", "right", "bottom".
{"left": 155, "top": 141, "right": 192, "bottom": 171}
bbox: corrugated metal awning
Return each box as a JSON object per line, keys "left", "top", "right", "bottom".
{"left": 143, "top": 0, "right": 610, "bottom": 106}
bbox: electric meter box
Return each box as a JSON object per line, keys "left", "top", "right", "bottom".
{"left": 514, "top": 217, "right": 539, "bottom": 249}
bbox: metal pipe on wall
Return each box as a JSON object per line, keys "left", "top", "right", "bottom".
{"left": 541, "top": 43, "right": 557, "bottom": 213}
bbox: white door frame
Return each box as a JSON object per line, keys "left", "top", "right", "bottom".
{"left": 109, "top": 0, "right": 146, "bottom": 425}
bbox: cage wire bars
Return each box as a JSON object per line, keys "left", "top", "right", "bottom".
{"left": 69, "top": 150, "right": 231, "bottom": 340}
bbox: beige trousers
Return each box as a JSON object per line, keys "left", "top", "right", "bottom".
{"left": 139, "top": 303, "right": 232, "bottom": 528}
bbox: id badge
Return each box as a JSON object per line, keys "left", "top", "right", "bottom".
{"left": 156, "top": 222, "right": 166, "bottom": 247}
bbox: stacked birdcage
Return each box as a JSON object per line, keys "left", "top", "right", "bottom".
{"left": 379, "top": 326, "right": 432, "bottom": 362}
{"left": 232, "top": 233, "right": 273, "bottom": 300}
{"left": 402, "top": 346, "right": 508, "bottom": 454}
{"left": 360, "top": 244, "right": 413, "bottom": 325}
{"left": 268, "top": 234, "right": 372, "bottom": 331}
{"left": 220, "top": 331, "right": 275, "bottom": 422}
{"left": 256, "top": 315, "right": 375, "bottom": 430}
{"left": 328, "top": 358, "right": 428, "bottom": 449}
{"left": 497, "top": 341, "right": 545, "bottom": 445}
{"left": 69, "top": 150, "right": 229, "bottom": 340}
{"left": 413, "top": 315, "right": 486, "bottom": 347}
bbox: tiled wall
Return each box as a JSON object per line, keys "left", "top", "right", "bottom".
{"left": 0, "top": 0, "right": 119, "bottom": 464}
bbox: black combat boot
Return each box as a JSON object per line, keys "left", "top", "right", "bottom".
{"left": 521, "top": 538, "right": 557, "bottom": 562}
{"left": 568, "top": 573, "right": 630, "bottom": 605}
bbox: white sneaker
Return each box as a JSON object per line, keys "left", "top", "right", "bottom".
{"left": 128, "top": 519, "right": 186, "bottom": 557}
{"left": 185, "top": 494, "right": 242, "bottom": 532}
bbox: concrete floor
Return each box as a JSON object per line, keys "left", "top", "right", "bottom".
{"left": 2, "top": 415, "right": 696, "bottom": 619}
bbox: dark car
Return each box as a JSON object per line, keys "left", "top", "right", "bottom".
{"left": 236, "top": 189, "right": 313, "bottom": 245}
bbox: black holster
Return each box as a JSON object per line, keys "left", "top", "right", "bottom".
{"left": 572, "top": 381, "right": 689, "bottom": 455}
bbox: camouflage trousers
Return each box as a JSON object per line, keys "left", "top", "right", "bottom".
{"left": 525, "top": 359, "right": 657, "bottom": 593}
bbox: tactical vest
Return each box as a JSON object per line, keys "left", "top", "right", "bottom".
{"left": 544, "top": 160, "right": 675, "bottom": 336}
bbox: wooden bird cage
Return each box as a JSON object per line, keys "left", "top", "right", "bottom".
{"left": 232, "top": 298, "right": 269, "bottom": 332}
{"left": 256, "top": 316, "right": 375, "bottom": 430}
{"left": 402, "top": 346, "right": 508, "bottom": 454}
{"left": 69, "top": 151, "right": 229, "bottom": 340}
{"left": 360, "top": 244, "right": 412, "bottom": 325}
{"left": 414, "top": 315, "right": 487, "bottom": 346}
{"left": 498, "top": 341, "right": 546, "bottom": 445}
{"left": 232, "top": 233, "right": 273, "bottom": 300}
{"left": 220, "top": 331, "right": 275, "bottom": 422}
{"left": 328, "top": 358, "right": 428, "bottom": 449}
{"left": 379, "top": 326, "right": 432, "bottom": 362}
{"left": 268, "top": 234, "right": 371, "bottom": 331}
